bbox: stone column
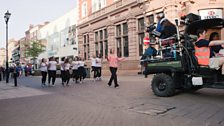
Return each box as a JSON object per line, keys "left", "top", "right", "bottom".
{"left": 107, "top": 23, "right": 116, "bottom": 54}
{"left": 127, "top": 16, "right": 138, "bottom": 60}
{"left": 163, "top": 1, "right": 179, "bottom": 23}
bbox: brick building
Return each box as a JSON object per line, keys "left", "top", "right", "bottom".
{"left": 77, "top": 0, "right": 224, "bottom": 75}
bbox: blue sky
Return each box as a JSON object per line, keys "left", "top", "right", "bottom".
{"left": 0, "top": 0, "right": 76, "bottom": 48}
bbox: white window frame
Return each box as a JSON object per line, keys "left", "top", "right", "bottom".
{"left": 82, "top": 1, "right": 87, "bottom": 18}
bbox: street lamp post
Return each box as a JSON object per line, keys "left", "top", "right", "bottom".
{"left": 4, "top": 10, "right": 11, "bottom": 83}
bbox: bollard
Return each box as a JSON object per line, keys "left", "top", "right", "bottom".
{"left": 14, "top": 72, "right": 17, "bottom": 87}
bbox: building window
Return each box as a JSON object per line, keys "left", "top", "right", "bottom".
{"left": 147, "top": 15, "right": 154, "bottom": 25}
{"left": 116, "top": 25, "right": 121, "bottom": 37}
{"left": 104, "top": 40, "right": 108, "bottom": 58}
{"left": 138, "top": 18, "right": 145, "bottom": 56}
{"left": 104, "top": 29, "right": 108, "bottom": 58}
{"left": 104, "top": 29, "right": 108, "bottom": 39}
{"left": 123, "top": 36, "right": 129, "bottom": 57}
{"left": 139, "top": 34, "right": 144, "bottom": 56}
{"left": 116, "top": 23, "right": 129, "bottom": 57}
{"left": 87, "top": 35, "right": 90, "bottom": 59}
{"left": 100, "top": 42, "right": 103, "bottom": 56}
{"left": 123, "top": 23, "right": 128, "bottom": 35}
{"left": 138, "top": 18, "right": 145, "bottom": 32}
{"left": 92, "top": 0, "right": 106, "bottom": 12}
{"left": 84, "top": 45, "right": 86, "bottom": 60}
{"left": 84, "top": 35, "right": 86, "bottom": 44}
{"left": 95, "top": 32, "right": 98, "bottom": 42}
{"left": 95, "top": 28, "right": 108, "bottom": 58}
{"left": 117, "top": 38, "right": 122, "bottom": 57}
{"left": 92, "top": 0, "right": 97, "bottom": 12}
{"left": 95, "top": 42, "right": 99, "bottom": 56}
{"left": 95, "top": 31, "right": 99, "bottom": 56}
{"left": 83, "top": 34, "right": 89, "bottom": 60}
{"left": 100, "top": 30, "right": 103, "bottom": 40}
{"left": 82, "top": 1, "right": 87, "bottom": 18}
{"left": 99, "top": 30, "right": 103, "bottom": 56}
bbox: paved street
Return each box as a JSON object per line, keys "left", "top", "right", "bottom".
{"left": 0, "top": 75, "right": 224, "bottom": 126}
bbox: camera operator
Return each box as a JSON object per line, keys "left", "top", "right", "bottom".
{"left": 159, "top": 18, "right": 177, "bottom": 39}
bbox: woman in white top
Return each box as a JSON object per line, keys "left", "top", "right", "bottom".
{"left": 91, "top": 55, "right": 97, "bottom": 80}
{"left": 60, "top": 57, "right": 66, "bottom": 86}
{"left": 40, "top": 58, "right": 48, "bottom": 87}
{"left": 72, "top": 57, "right": 79, "bottom": 83}
{"left": 78, "top": 57, "right": 86, "bottom": 83}
{"left": 64, "top": 58, "right": 71, "bottom": 86}
{"left": 48, "top": 57, "right": 57, "bottom": 86}
{"left": 95, "top": 54, "right": 102, "bottom": 81}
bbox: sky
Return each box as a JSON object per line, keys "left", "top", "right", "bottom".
{"left": 0, "top": 0, "right": 77, "bottom": 48}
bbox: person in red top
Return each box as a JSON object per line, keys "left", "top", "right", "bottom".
{"left": 107, "top": 49, "right": 125, "bottom": 88}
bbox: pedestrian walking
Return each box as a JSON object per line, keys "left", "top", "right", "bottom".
{"left": 28, "top": 64, "right": 32, "bottom": 76}
{"left": 24, "top": 65, "right": 28, "bottom": 77}
{"left": 64, "top": 58, "right": 71, "bottom": 86}
{"left": 60, "top": 57, "right": 66, "bottom": 86}
{"left": 40, "top": 58, "right": 48, "bottom": 87}
{"left": 16, "top": 65, "right": 22, "bottom": 77}
{"left": 2, "top": 67, "right": 5, "bottom": 80}
{"left": 48, "top": 57, "right": 57, "bottom": 86}
{"left": 0, "top": 66, "right": 3, "bottom": 81}
{"left": 91, "top": 54, "right": 97, "bottom": 81}
{"left": 71, "top": 57, "right": 79, "bottom": 83}
{"left": 95, "top": 54, "right": 102, "bottom": 81}
{"left": 78, "top": 57, "right": 86, "bottom": 83}
{"left": 107, "top": 49, "right": 125, "bottom": 88}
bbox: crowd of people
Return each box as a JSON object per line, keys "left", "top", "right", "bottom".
{"left": 39, "top": 49, "right": 125, "bottom": 88}
{"left": 0, "top": 63, "right": 34, "bottom": 81}
{"left": 39, "top": 55, "right": 104, "bottom": 87}
{"left": 40, "top": 56, "right": 87, "bottom": 87}
{"left": 0, "top": 48, "right": 125, "bottom": 89}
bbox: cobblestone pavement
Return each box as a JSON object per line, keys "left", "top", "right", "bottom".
{"left": 0, "top": 75, "right": 224, "bottom": 126}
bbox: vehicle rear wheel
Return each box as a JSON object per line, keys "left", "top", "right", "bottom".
{"left": 151, "top": 73, "right": 175, "bottom": 97}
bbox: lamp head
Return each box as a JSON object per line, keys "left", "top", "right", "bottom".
{"left": 4, "top": 10, "right": 11, "bottom": 23}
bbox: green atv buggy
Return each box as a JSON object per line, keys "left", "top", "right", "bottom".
{"left": 141, "top": 15, "right": 224, "bottom": 97}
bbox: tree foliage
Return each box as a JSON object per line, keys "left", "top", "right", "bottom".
{"left": 25, "top": 41, "right": 45, "bottom": 59}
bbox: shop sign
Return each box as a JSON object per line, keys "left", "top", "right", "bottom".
{"left": 199, "top": 9, "right": 223, "bottom": 19}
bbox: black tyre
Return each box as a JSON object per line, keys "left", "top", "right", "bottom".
{"left": 151, "top": 73, "right": 176, "bottom": 97}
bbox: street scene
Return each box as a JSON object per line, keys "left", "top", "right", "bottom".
{"left": 0, "top": 75, "right": 224, "bottom": 126}
{"left": 0, "top": 0, "right": 224, "bottom": 126}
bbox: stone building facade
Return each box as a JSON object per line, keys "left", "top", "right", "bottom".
{"left": 77, "top": 0, "right": 224, "bottom": 75}
{"left": 0, "top": 48, "right": 6, "bottom": 66}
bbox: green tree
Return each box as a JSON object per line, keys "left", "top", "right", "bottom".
{"left": 25, "top": 41, "right": 45, "bottom": 60}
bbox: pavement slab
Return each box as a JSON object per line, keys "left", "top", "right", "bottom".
{"left": 0, "top": 75, "right": 224, "bottom": 126}
{"left": 0, "top": 81, "right": 51, "bottom": 100}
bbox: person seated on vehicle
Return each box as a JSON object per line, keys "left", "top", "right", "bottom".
{"left": 155, "top": 14, "right": 164, "bottom": 33}
{"left": 141, "top": 41, "right": 157, "bottom": 60}
{"left": 159, "top": 18, "right": 177, "bottom": 39}
{"left": 209, "top": 32, "right": 224, "bottom": 57}
{"left": 210, "top": 32, "right": 223, "bottom": 56}
{"left": 195, "top": 28, "right": 224, "bottom": 74}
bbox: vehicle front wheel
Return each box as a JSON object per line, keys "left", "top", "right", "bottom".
{"left": 151, "top": 73, "right": 175, "bottom": 97}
